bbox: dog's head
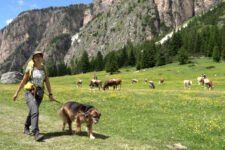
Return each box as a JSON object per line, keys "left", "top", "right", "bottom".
{"left": 87, "top": 109, "right": 101, "bottom": 124}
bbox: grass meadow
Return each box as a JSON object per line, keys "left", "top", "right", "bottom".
{"left": 0, "top": 58, "right": 224, "bottom": 150}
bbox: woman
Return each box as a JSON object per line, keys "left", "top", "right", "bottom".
{"left": 13, "top": 51, "right": 54, "bottom": 142}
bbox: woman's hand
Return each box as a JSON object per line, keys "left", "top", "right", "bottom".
{"left": 13, "top": 93, "right": 18, "bottom": 101}
{"left": 49, "top": 95, "right": 54, "bottom": 102}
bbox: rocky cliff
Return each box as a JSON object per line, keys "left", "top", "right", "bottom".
{"left": 0, "top": 0, "right": 223, "bottom": 75}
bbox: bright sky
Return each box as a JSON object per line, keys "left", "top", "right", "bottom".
{"left": 0, "top": 0, "right": 93, "bottom": 30}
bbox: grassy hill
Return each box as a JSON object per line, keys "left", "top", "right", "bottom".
{"left": 0, "top": 58, "right": 224, "bottom": 150}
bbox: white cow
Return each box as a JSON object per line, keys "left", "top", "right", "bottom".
{"left": 131, "top": 79, "right": 138, "bottom": 84}
{"left": 184, "top": 80, "right": 192, "bottom": 89}
{"left": 149, "top": 81, "right": 155, "bottom": 89}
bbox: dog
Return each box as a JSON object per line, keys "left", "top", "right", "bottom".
{"left": 58, "top": 101, "right": 101, "bottom": 139}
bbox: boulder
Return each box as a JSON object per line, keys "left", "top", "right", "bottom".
{"left": 1, "top": 71, "right": 23, "bottom": 84}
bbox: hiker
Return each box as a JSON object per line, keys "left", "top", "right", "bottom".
{"left": 94, "top": 74, "right": 98, "bottom": 80}
{"left": 202, "top": 74, "right": 206, "bottom": 79}
{"left": 13, "top": 51, "right": 54, "bottom": 142}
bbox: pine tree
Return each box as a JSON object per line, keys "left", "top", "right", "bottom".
{"left": 177, "top": 47, "right": 189, "bottom": 65}
{"left": 148, "top": 42, "right": 156, "bottom": 67}
{"left": 212, "top": 45, "right": 221, "bottom": 62}
{"left": 194, "top": 34, "right": 202, "bottom": 54}
{"left": 95, "top": 51, "right": 104, "bottom": 71}
{"left": 128, "top": 49, "right": 136, "bottom": 66}
{"left": 168, "top": 31, "right": 183, "bottom": 56}
{"left": 222, "top": 49, "right": 225, "bottom": 61}
{"left": 57, "top": 61, "right": 71, "bottom": 76}
{"left": 221, "top": 25, "right": 225, "bottom": 61}
{"left": 89, "top": 58, "right": 96, "bottom": 72}
{"left": 105, "top": 51, "right": 119, "bottom": 74}
{"left": 70, "top": 58, "right": 81, "bottom": 75}
{"left": 118, "top": 47, "right": 128, "bottom": 67}
{"left": 207, "top": 36, "right": 215, "bottom": 57}
{"left": 141, "top": 48, "right": 151, "bottom": 68}
{"left": 141, "top": 41, "right": 156, "bottom": 68}
{"left": 136, "top": 61, "right": 141, "bottom": 70}
{"left": 207, "top": 27, "right": 218, "bottom": 57}
{"left": 80, "top": 51, "right": 90, "bottom": 73}
{"left": 156, "top": 49, "right": 166, "bottom": 66}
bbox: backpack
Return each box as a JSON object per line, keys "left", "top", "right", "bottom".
{"left": 24, "top": 60, "right": 47, "bottom": 90}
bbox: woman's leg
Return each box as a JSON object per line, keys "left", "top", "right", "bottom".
{"left": 25, "top": 90, "right": 42, "bottom": 134}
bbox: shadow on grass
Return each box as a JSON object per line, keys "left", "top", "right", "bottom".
{"left": 43, "top": 131, "right": 109, "bottom": 140}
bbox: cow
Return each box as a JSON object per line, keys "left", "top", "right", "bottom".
{"left": 197, "top": 77, "right": 204, "bottom": 85}
{"left": 77, "top": 80, "right": 82, "bottom": 88}
{"left": 204, "top": 78, "right": 214, "bottom": 90}
{"left": 89, "top": 80, "right": 102, "bottom": 91}
{"left": 131, "top": 79, "right": 138, "bottom": 84}
{"left": 149, "top": 81, "right": 155, "bottom": 89}
{"left": 145, "top": 79, "right": 148, "bottom": 84}
{"left": 103, "top": 79, "right": 122, "bottom": 90}
{"left": 184, "top": 80, "right": 192, "bottom": 89}
{"left": 159, "top": 79, "right": 165, "bottom": 84}
{"left": 114, "top": 78, "right": 122, "bottom": 90}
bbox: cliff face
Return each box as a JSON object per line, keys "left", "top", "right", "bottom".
{"left": 0, "top": 0, "right": 223, "bottom": 75}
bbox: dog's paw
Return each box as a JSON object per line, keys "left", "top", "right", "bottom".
{"left": 68, "top": 131, "right": 74, "bottom": 135}
{"left": 90, "top": 135, "right": 95, "bottom": 139}
{"left": 75, "top": 131, "right": 81, "bottom": 135}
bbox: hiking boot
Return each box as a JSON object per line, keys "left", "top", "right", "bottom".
{"left": 34, "top": 132, "right": 44, "bottom": 142}
{"left": 24, "top": 127, "right": 30, "bottom": 135}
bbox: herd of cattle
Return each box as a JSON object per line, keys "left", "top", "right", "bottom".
{"left": 77, "top": 79, "right": 122, "bottom": 91}
{"left": 76, "top": 76, "right": 214, "bottom": 91}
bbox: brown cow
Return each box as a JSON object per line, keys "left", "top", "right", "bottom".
{"left": 197, "top": 77, "right": 204, "bottom": 85}
{"left": 159, "top": 79, "right": 165, "bottom": 84}
{"left": 204, "top": 78, "right": 214, "bottom": 90}
{"left": 77, "top": 80, "right": 82, "bottom": 88}
{"left": 103, "top": 79, "right": 122, "bottom": 90}
{"left": 89, "top": 80, "right": 102, "bottom": 91}
{"left": 149, "top": 81, "right": 155, "bottom": 89}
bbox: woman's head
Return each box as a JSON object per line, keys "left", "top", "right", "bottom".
{"left": 32, "top": 51, "right": 43, "bottom": 63}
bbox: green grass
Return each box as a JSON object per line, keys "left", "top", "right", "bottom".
{"left": 0, "top": 58, "right": 225, "bottom": 150}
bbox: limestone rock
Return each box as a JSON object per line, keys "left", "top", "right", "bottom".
{"left": 1, "top": 71, "right": 23, "bottom": 84}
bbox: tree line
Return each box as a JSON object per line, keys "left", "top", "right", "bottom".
{"left": 47, "top": 24, "right": 225, "bottom": 76}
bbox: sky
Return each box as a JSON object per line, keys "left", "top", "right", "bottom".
{"left": 0, "top": 0, "right": 93, "bottom": 30}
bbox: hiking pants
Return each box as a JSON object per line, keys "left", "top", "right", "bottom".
{"left": 24, "top": 90, "right": 43, "bottom": 134}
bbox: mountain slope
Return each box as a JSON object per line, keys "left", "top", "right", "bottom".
{"left": 0, "top": 0, "right": 224, "bottom": 75}
{"left": 0, "top": 4, "right": 90, "bottom": 74}
{"left": 65, "top": 0, "right": 224, "bottom": 63}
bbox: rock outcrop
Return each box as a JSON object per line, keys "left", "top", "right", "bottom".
{"left": 1, "top": 71, "right": 23, "bottom": 84}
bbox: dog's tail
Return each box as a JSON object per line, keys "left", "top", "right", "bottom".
{"left": 58, "top": 106, "right": 69, "bottom": 123}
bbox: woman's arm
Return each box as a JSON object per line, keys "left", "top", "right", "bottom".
{"left": 45, "top": 75, "right": 53, "bottom": 102}
{"left": 13, "top": 73, "right": 29, "bottom": 101}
